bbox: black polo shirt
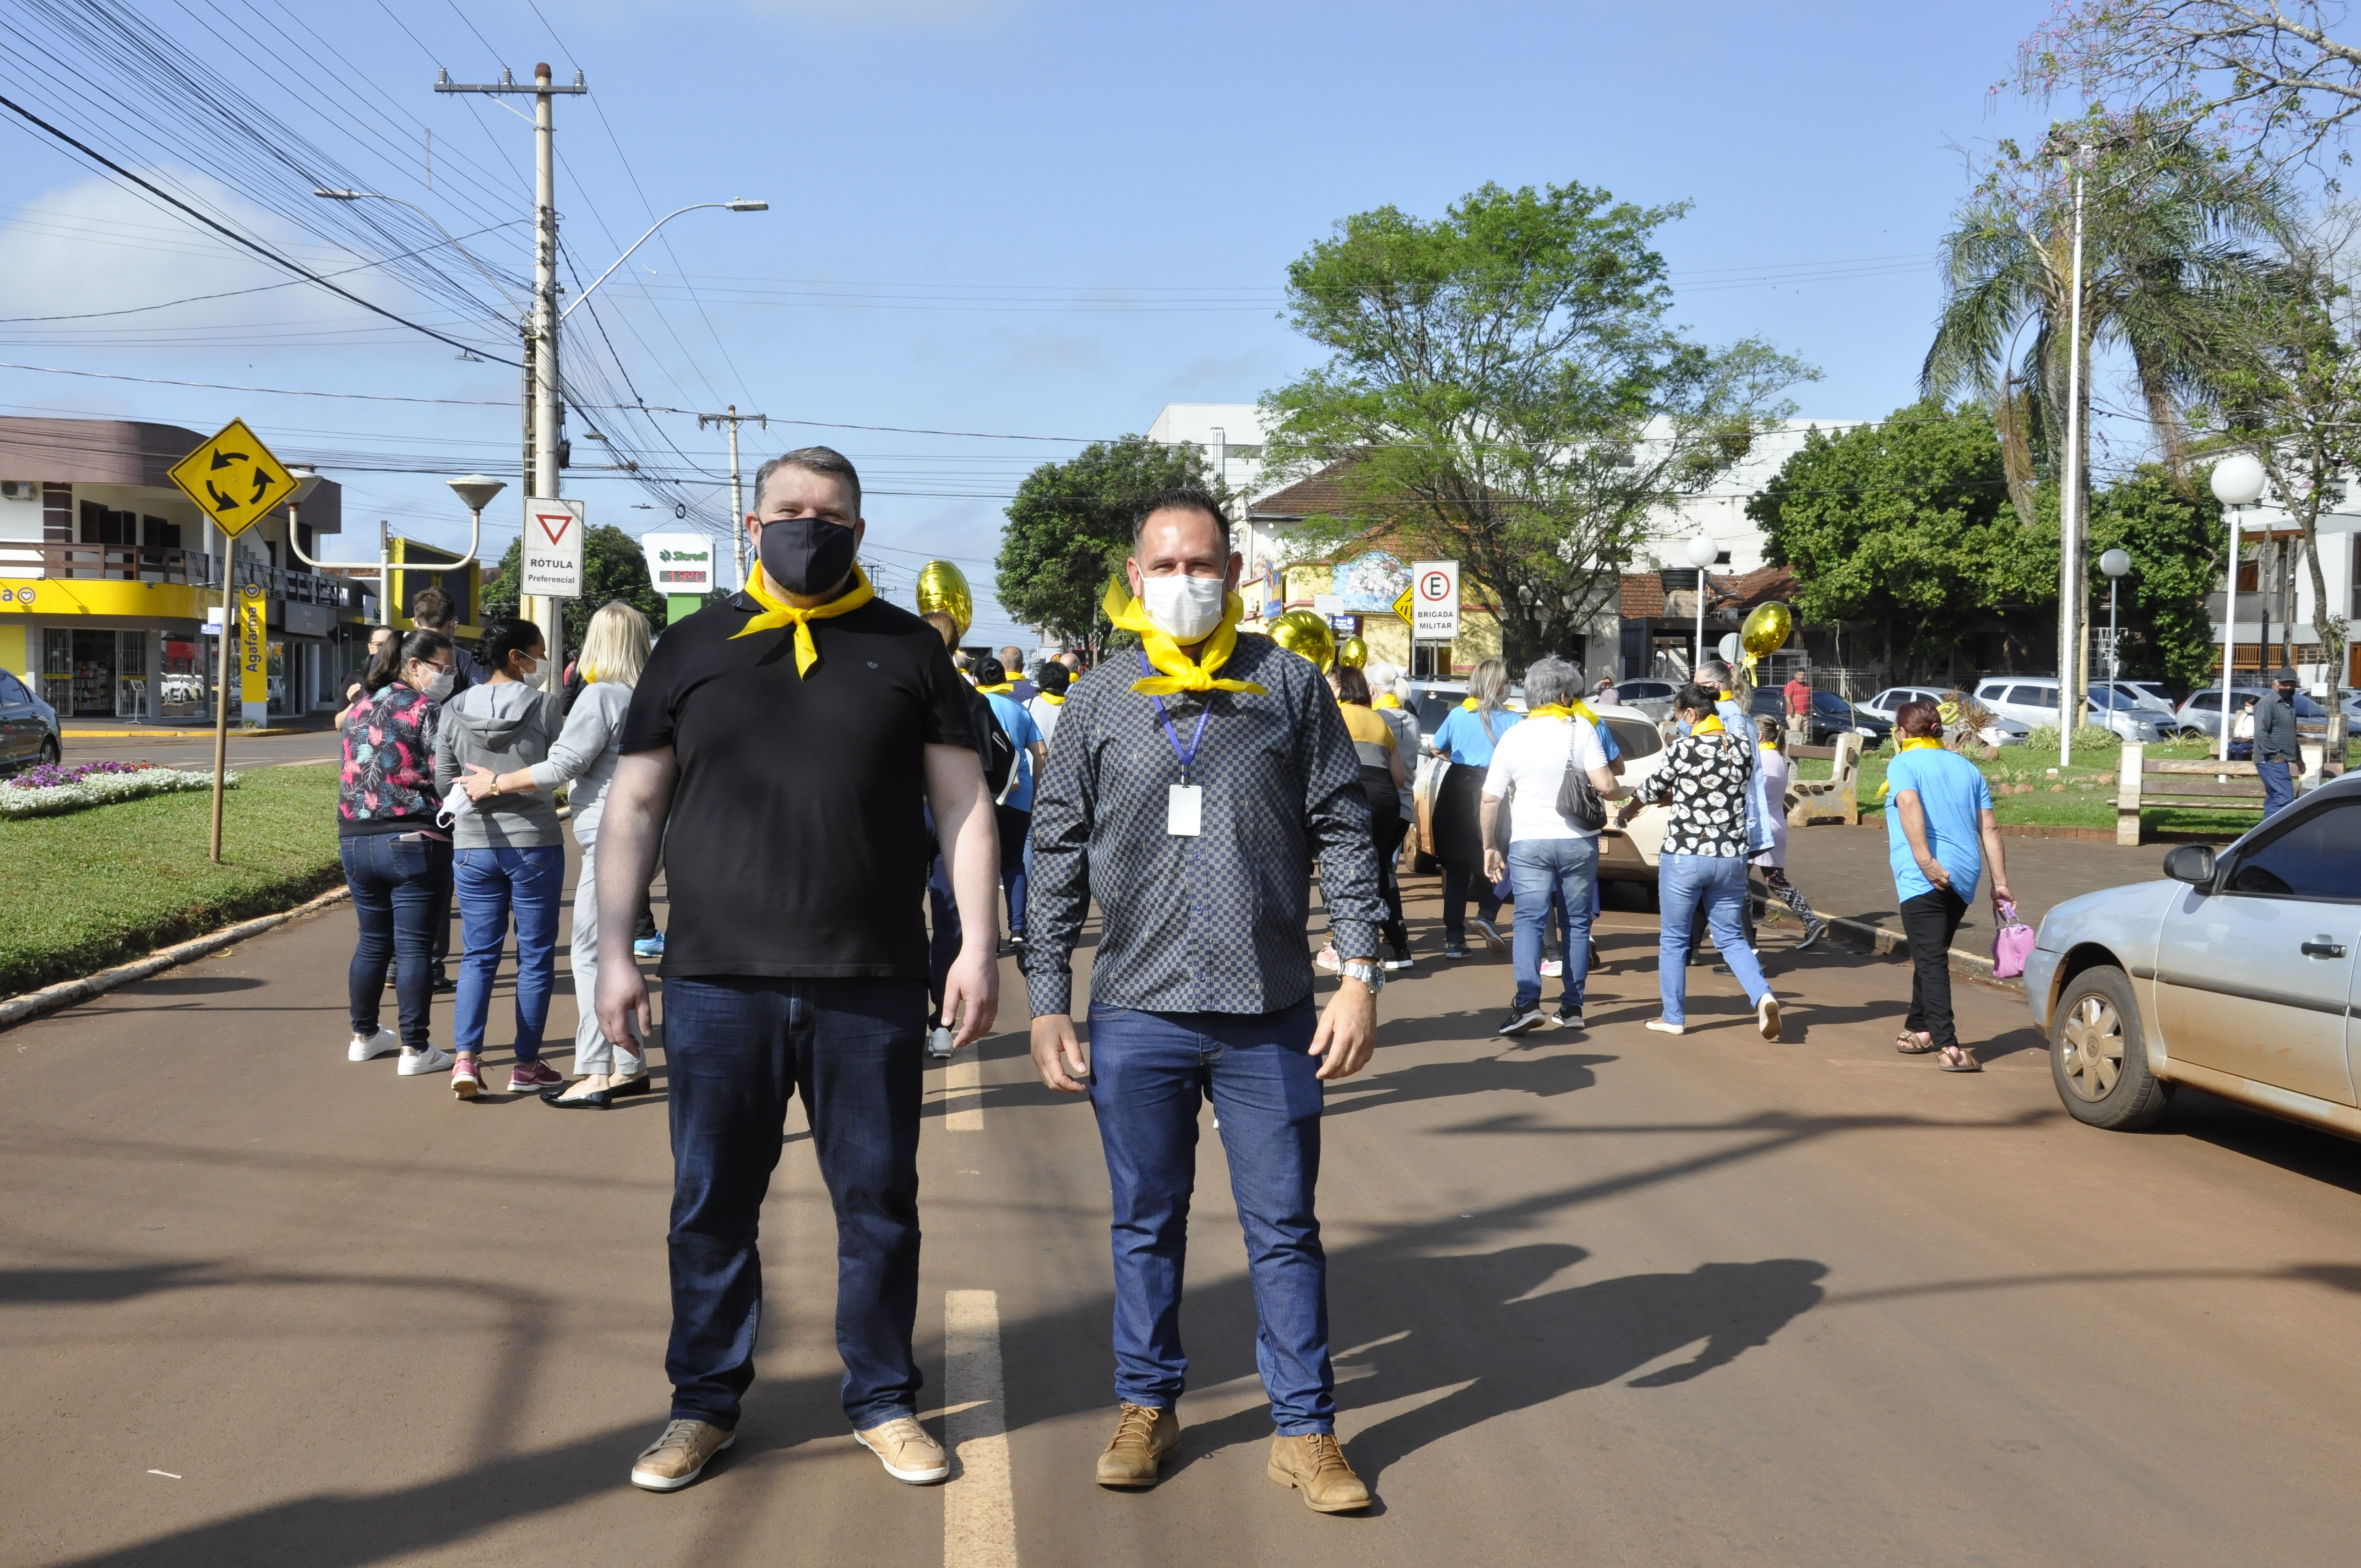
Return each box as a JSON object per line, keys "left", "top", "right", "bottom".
{"left": 621, "top": 591, "right": 976, "bottom": 979}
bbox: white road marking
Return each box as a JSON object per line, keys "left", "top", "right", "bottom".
{"left": 945, "top": 1053, "right": 982, "bottom": 1131}
{"left": 944, "top": 1289, "right": 1016, "bottom": 1568}
{"left": 146, "top": 1470, "right": 180, "bottom": 1479}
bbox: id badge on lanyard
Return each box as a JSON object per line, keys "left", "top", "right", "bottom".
{"left": 1142, "top": 651, "right": 1212, "bottom": 838}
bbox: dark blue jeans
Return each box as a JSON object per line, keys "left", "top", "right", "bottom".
{"left": 1085, "top": 999, "right": 1335, "bottom": 1434}
{"left": 995, "top": 803, "right": 1030, "bottom": 937}
{"left": 451, "top": 845, "right": 564, "bottom": 1059}
{"left": 927, "top": 852, "right": 959, "bottom": 1027}
{"left": 663, "top": 975, "right": 926, "bottom": 1431}
{"left": 2259, "top": 758, "right": 2295, "bottom": 818}
{"left": 341, "top": 831, "right": 450, "bottom": 1048}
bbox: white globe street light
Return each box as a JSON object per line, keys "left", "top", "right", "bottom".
{"left": 2099, "top": 547, "right": 2131, "bottom": 685}
{"left": 1684, "top": 535, "right": 1719, "bottom": 674}
{"left": 2210, "top": 455, "right": 2268, "bottom": 759}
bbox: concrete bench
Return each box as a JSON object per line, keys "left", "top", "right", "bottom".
{"left": 2113, "top": 741, "right": 2331, "bottom": 846}
{"left": 1786, "top": 731, "right": 1863, "bottom": 827}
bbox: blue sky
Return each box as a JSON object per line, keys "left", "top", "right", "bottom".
{"left": 0, "top": 1, "right": 2064, "bottom": 647}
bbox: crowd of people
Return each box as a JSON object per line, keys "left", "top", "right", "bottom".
{"left": 327, "top": 447, "right": 2023, "bottom": 1510}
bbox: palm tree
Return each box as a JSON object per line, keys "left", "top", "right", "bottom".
{"left": 1923, "top": 112, "right": 2292, "bottom": 527}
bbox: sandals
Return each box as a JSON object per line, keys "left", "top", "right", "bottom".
{"left": 1895, "top": 1030, "right": 1937, "bottom": 1054}
{"left": 1936, "top": 1046, "right": 1982, "bottom": 1074}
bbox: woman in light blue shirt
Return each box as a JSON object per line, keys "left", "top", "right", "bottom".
{"left": 1426, "top": 658, "right": 1519, "bottom": 958}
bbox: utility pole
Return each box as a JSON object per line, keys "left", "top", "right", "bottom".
{"left": 2058, "top": 153, "right": 2088, "bottom": 769}
{"left": 437, "top": 62, "right": 585, "bottom": 692}
{"left": 696, "top": 405, "right": 768, "bottom": 589}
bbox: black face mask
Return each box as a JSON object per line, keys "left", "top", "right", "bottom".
{"left": 758, "top": 515, "right": 858, "bottom": 597}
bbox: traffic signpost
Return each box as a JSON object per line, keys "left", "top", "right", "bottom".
{"left": 167, "top": 418, "right": 300, "bottom": 864}
{"left": 1408, "top": 560, "right": 1460, "bottom": 677}
{"left": 521, "top": 497, "right": 585, "bottom": 598}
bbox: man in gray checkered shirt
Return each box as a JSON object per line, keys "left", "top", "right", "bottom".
{"left": 1022, "top": 487, "right": 1386, "bottom": 1513}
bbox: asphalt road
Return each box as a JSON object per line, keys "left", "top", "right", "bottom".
{"left": 59, "top": 729, "right": 342, "bottom": 771}
{"left": 6, "top": 866, "right": 2361, "bottom": 1566}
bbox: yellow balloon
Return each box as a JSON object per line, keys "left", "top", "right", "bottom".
{"left": 1270, "top": 609, "right": 1336, "bottom": 671}
{"left": 915, "top": 559, "right": 973, "bottom": 640}
{"left": 1337, "top": 635, "right": 1369, "bottom": 669}
{"left": 1740, "top": 601, "right": 1793, "bottom": 661}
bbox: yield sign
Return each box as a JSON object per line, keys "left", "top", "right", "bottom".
{"left": 521, "top": 497, "right": 585, "bottom": 597}
{"left": 167, "top": 417, "right": 300, "bottom": 537}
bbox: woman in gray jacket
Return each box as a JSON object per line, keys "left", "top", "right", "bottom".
{"left": 434, "top": 617, "right": 566, "bottom": 1099}
{"left": 459, "top": 601, "right": 652, "bottom": 1108}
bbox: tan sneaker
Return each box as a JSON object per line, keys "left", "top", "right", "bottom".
{"left": 1757, "top": 993, "right": 1782, "bottom": 1041}
{"left": 629, "top": 1418, "right": 734, "bottom": 1491}
{"left": 1095, "top": 1402, "right": 1179, "bottom": 1488}
{"left": 1266, "top": 1432, "right": 1370, "bottom": 1513}
{"left": 854, "top": 1414, "right": 949, "bottom": 1484}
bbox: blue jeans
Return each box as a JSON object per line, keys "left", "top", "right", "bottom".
{"left": 1657, "top": 853, "right": 1771, "bottom": 1025}
{"left": 1509, "top": 836, "right": 1598, "bottom": 1012}
{"left": 341, "top": 831, "right": 450, "bottom": 1048}
{"left": 2259, "top": 758, "right": 2295, "bottom": 818}
{"left": 1085, "top": 1000, "right": 1334, "bottom": 1434}
{"left": 451, "top": 845, "right": 563, "bottom": 1059}
{"left": 662, "top": 976, "right": 925, "bottom": 1430}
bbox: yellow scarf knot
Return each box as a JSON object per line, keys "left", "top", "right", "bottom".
{"left": 730, "top": 565, "right": 875, "bottom": 677}
{"left": 1102, "top": 580, "right": 1268, "bottom": 698}
{"left": 1461, "top": 696, "right": 1479, "bottom": 710}
{"left": 1878, "top": 734, "right": 1949, "bottom": 799}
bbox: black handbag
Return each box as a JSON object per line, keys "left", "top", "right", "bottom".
{"left": 1555, "top": 720, "right": 1608, "bottom": 831}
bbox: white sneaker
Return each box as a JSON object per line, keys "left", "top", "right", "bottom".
{"left": 926, "top": 1026, "right": 955, "bottom": 1060}
{"left": 347, "top": 1027, "right": 400, "bottom": 1062}
{"left": 398, "top": 1045, "right": 455, "bottom": 1076}
{"left": 1539, "top": 957, "right": 1563, "bottom": 978}
{"left": 1644, "top": 1019, "right": 1686, "bottom": 1036}
{"left": 1756, "top": 994, "right": 1782, "bottom": 1042}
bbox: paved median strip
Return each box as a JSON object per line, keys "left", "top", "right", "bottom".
{"left": 944, "top": 1289, "right": 1015, "bottom": 1568}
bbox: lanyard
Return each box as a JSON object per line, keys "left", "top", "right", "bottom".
{"left": 1139, "top": 650, "right": 1214, "bottom": 781}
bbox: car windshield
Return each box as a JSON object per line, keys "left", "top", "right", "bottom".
{"left": 1604, "top": 717, "right": 1662, "bottom": 758}
{"left": 1811, "top": 692, "right": 1853, "bottom": 714}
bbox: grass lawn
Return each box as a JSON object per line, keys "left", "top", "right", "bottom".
{"left": 0, "top": 762, "right": 343, "bottom": 997}
{"left": 1794, "top": 737, "right": 2269, "bottom": 837}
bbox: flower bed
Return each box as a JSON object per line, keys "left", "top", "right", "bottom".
{"left": 0, "top": 760, "right": 236, "bottom": 820}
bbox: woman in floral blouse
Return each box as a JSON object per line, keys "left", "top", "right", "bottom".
{"left": 1617, "top": 684, "right": 1780, "bottom": 1041}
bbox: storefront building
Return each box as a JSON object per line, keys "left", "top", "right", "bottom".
{"left": 0, "top": 417, "right": 377, "bottom": 723}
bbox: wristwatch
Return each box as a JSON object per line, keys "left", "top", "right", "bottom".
{"left": 1338, "top": 959, "right": 1386, "bottom": 992}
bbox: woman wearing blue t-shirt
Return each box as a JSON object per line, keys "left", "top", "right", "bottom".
{"left": 1427, "top": 658, "right": 1519, "bottom": 959}
{"left": 1884, "top": 698, "right": 2012, "bottom": 1072}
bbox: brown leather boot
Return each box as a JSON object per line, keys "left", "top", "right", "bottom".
{"left": 1266, "top": 1432, "right": 1370, "bottom": 1512}
{"left": 1094, "top": 1403, "right": 1179, "bottom": 1488}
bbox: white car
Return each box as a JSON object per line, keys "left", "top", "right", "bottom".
{"left": 1973, "top": 677, "right": 2171, "bottom": 744}
{"left": 1862, "top": 685, "right": 2031, "bottom": 748}
{"left": 1588, "top": 702, "right": 1677, "bottom": 892}
{"left": 2096, "top": 679, "right": 2177, "bottom": 715}
{"left": 2026, "top": 772, "right": 2361, "bottom": 1137}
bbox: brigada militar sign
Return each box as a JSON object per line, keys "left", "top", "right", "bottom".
{"left": 167, "top": 418, "right": 299, "bottom": 538}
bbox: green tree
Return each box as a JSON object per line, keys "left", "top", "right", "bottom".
{"left": 1750, "top": 401, "right": 2059, "bottom": 676}
{"left": 1260, "top": 180, "right": 1810, "bottom": 669}
{"left": 480, "top": 524, "right": 668, "bottom": 654}
{"left": 2087, "top": 464, "right": 2227, "bottom": 691}
{"left": 993, "top": 437, "right": 1225, "bottom": 658}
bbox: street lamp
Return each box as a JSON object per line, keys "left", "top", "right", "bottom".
{"left": 2211, "top": 453, "right": 2268, "bottom": 761}
{"left": 2099, "top": 547, "right": 2131, "bottom": 687}
{"left": 285, "top": 469, "right": 492, "bottom": 624}
{"left": 559, "top": 200, "right": 769, "bottom": 322}
{"left": 311, "top": 188, "right": 525, "bottom": 311}
{"left": 1685, "top": 534, "right": 1720, "bottom": 674}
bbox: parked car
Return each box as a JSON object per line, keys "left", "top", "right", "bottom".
{"left": 1606, "top": 677, "right": 1678, "bottom": 722}
{"left": 2026, "top": 771, "right": 2361, "bottom": 1137}
{"left": 1860, "top": 685, "right": 2031, "bottom": 748}
{"left": 1745, "top": 687, "right": 1892, "bottom": 747}
{"left": 1585, "top": 703, "right": 1675, "bottom": 892}
{"left": 0, "top": 671, "right": 60, "bottom": 769}
{"left": 1973, "top": 677, "right": 2172, "bottom": 743}
{"left": 2173, "top": 687, "right": 2330, "bottom": 742}
{"left": 2091, "top": 679, "right": 2178, "bottom": 716}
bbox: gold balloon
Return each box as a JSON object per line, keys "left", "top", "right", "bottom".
{"left": 1740, "top": 601, "right": 1793, "bottom": 661}
{"left": 1270, "top": 609, "right": 1336, "bottom": 671}
{"left": 915, "top": 559, "right": 973, "bottom": 640}
{"left": 1337, "top": 635, "right": 1369, "bottom": 669}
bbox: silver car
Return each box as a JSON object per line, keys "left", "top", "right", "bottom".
{"left": 2025, "top": 772, "right": 2361, "bottom": 1136}
{"left": 1973, "top": 677, "right": 2170, "bottom": 743}
{"left": 1861, "top": 685, "right": 2031, "bottom": 748}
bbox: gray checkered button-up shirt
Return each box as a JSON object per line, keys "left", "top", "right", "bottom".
{"left": 1021, "top": 632, "right": 1385, "bottom": 1019}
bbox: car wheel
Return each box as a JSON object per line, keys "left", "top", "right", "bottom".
{"left": 37, "top": 737, "right": 59, "bottom": 767}
{"left": 2050, "top": 964, "right": 2172, "bottom": 1130}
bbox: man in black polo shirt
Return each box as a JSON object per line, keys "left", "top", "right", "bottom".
{"left": 595, "top": 446, "right": 1001, "bottom": 1493}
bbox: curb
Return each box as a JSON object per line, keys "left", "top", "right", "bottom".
{"left": 1816, "top": 911, "right": 2022, "bottom": 994}
{"left": 0, "top": 885, "right": 352, "bottom": 1032}
{"left": 64, "top": 728, "right": 315, "bottom": 739}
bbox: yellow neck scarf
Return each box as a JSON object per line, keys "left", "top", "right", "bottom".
{"left": 1878, "top": 734, "right": 1949, "bottom": 800}
{"left": 731, "top": 565, "right": 875, "bottom": 677}
{"left": 1040, "top": 693, "right": 1065, "bottom": 706}
{"left": 1373, "top": 693, "right": 1401, "bottom": 710}
{"left": 1526, "top": 701, "right": 1602, "bottom": 725}
{"left": 1691, "top": 714, "right": 1726, "bottom": 736}
{"left": 975, "top": 682, "right": 1014, "bottom": 695}
{"left": 1102, "top": 580, "right": 1267, "bottom": 698}
{"left": 1461, "top": 697, "right": 1479, "bottom": 710}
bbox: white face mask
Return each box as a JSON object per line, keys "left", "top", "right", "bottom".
{"left": 1139, "top": 573, "right": 1227, "bottom": 641}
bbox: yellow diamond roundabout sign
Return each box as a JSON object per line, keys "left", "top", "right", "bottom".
{"left": 168, "top": 417, "right": 298, "bottom": 538}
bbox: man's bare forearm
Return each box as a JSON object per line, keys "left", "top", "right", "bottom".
{"left": 596, "top": 751, "right": 675, "bottom": 968}
{"left": 924, "top": 744, "right": 1000, "bottom": 959}
{"left": 1481, "top": 793, "right": 1502, "bottom": 855}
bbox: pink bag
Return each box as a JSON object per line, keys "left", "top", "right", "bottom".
{"left": 1991, "top": 899, "right": 2036, "bottom": 979}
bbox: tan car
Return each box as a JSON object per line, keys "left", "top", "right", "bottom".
{"left": 1582, "top": 703, "right": 1675, "bottom": 895}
